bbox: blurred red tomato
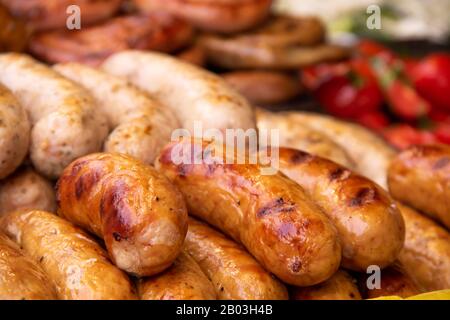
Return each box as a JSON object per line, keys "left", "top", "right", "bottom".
{"left": 356, "top": 39, "right": 396, "bottom": 63}
{"left": 410, "top": 53, "right": 450, "bottom": 111}
{"left": 383, "top": 124, "right": 437, "bottom": 150}
{"left": 355, "top": 111, "right": 390, "bottom": 131}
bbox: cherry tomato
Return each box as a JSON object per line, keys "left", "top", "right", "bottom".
{"left": 410, "top": 53, "right": 450, "bottom": 111}
{"left": 383, "top": 124, "right": 437, "bottom": 150}
{"left": 355, "top": 111, "right": 390, "bottom": 131}
{"left": 356, "top": 39, "right": 396, "bottom": 63}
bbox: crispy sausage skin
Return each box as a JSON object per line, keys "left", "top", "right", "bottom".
{"left": 278, "top": 112, "right": 396, "bottom": 189}
{"left": 138, "top": 251, "right": 217, "bottom": 300}
{"left": 290, "top": 270, "right": 361, "bottom": 300}
{"left": 275, "top": 148, "right": 405, "bottom": 271}
{"left": 54, "top": 63, "right": 179, "bottom": 165}
{"left": 0, "top": 83, "right": 30, "bottom": 179}
{"left": 0, "top": 210, "right": 137, "bottom": 299}
{"left": 185, "top": 217, "right": 288, "bottom": 299}
{"left": 1, "top": 0, "right": 122, "bottom": 31}
{"left": 56, "top": 153, "right": 188, "bottom": 277}
{"left": 30, "top": 13, "right": 194, "bottom": 66}
{"left": 133, "top": 0, "right": 273, "bottom": 33}
{"left": 358, "top": 263, "right": 421, "bottom": 299}
{"left": 388, "top": 144, "right": 450, "bottom": 229}
{"left": 396, "top": 203, "right": 450, "bottom": 291}
{"left": 156, "top": 138, "right": 341, "bottom": 286}
{"left": 102, "top": 51, "right": 256, "bottom": 135}
{"left": 0, "top": 167, "right": 56, "bottom": 216}
{"left": 256, "top": 109, "right": 355, "bottom": 169}
{"left": 0, "top": 53, "right": 108, "bottom": 179}
{"left": 0, "top": 232, "right": 57, "bottom": 300}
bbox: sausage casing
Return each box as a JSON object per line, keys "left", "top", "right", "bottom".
{"left": 56, "top": 153, "right": 188, "bottom": 276}
{"left": 138, "top": 251, "right": 217, "bottom": 300}
{"left": 0, "top": 167, "right": 56, "bottom": 216}
{"left": 290, "top": 270, "right": 361, "bottom": 300}
{"left": 185, "top": 217, "right": 288, "bottom": 299}
{"left": 156, "top": 138, "right": 341, "bottom": 286}
{"left": 276, "top": 148, "right": 405, "bottom": 271}
{"left": 388, "top": 144, "right": 450, "bottom": 229}
{"left": 396, "top": 203, "right": 450, "bottom": 291}
{"left": 0, "top": 232, "right": 57, "bottom": 300}
{"left": 0, "top": 210, "right": 137, "bottom": 299}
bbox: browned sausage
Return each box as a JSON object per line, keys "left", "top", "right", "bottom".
{"left": 56, "top": 153, "right": 188, "bottom": 277}
{"left": 155, "top": 138, "right": 341, "bottom": 286}
{"left": 133, "top": 0, "right": 273, "bottom": 33}
{"left": 0, "top": 4, "right": 28, "bottom": 52}
{"left": 223, "top": 71, "right": 302, "bottom": 105}
{"left": 290, "top": 270, "right": 361, "bottom": 300}
{"left": 388, "top": 144, "right": 450, "bottom": 229}
{"left": 2, "top": 0, "right": 122, "bottom": 31}
{"left": 274, "top": 147, "right": 405, "bottom": 271}
{"left": 0, "top": 210, "right": 137, "bottom": 299}
{"left": 0, "top": 167, "right": 56, "bottom": 216}
{"left": 138, "top": 251, "right": 217, "bottom": 300}
{"left": 358, "top": 263, "right": 421, "bottom": 299}
{"left": 0, "top": 232, "right": 57, "bottom": 300}
{"left": 30, "top": 13, "right": 194, "bottom": 66}
{"left": 177, "top": 45, "right": 206, "bottom": 67}
{"left": 396, "top": 203, "right": 450, "bottom": 291}
{"left": 186, "top": 217, "right": 288, "bottom": 299}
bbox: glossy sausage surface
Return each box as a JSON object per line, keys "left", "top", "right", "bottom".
{"left": 156, "top": 138, "right": 341, "bottom": 286}
{"left": 57, "top": 153, "right": 188, "bottom": 276}
{"left": 0, "top": 210, "right": 137, "bottom": 299}
{"left": 186, "top": 217, "right": 288, "bottom": 299}
{"left": 388, "top": 144, "right": 450, "bottom": 229}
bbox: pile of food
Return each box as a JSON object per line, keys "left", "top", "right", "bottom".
{"left": 0, "top": 0, "right": 449, "bottom": 301}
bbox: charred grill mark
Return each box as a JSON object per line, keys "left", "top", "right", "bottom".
{"left": 289, "top": 150, "right": 312, "bottom": 165}
{"left": 290, "top": 257, "right": 302, "bottom": 273}
{"left": 329, "top": 168, "right": 348, "bottom": 181}
{"left": 74, "top": 170, "right": 101, "bottom": 199}
{"left": 100, "top": 181, "right": 132, "bottom": 240}
{"left": 433, "top": 157, "right": 450, "bottom": 170}
{"left": 349, "top": 187, "right": 377, "bottom": 207}
{"left": 257, "top": 197, "right": 296, "bottom": 218}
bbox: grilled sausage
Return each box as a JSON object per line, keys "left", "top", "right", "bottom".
{"left": 185, "top": 217, "right": 288, "bottom": 299}
{"left": 1, "top": 0, "right": 122, "bottom": 31}
{"left": 0, "top": 53, "right": 108, "bottom": 178}
{"left": 56, "top": 153, "right": 188, "bottom": 277}
{"left": 0, "top": 232, "right": 57, "bottom": 300}
{"left": 177, "top": 45, "right": 206, "bottom": 67}
{"left": 290, "top": 270, "right": 361, "bottom": 300}
{"left": 156, "top": 138, "right": 341, "bottom": 286}
{"left": 256, "top": 109, "right": 355, "bottom": 169}
{"left": 277, "top": 111, "right": 396, "bottom": 189}
{"left": 0, "top": 83, "right": 30, "bottom": 179}
{"left": 358, "top": 263, "right": 421, "bottom": 299}
{"left": 0, "top": 3, "right": 28, "bottom": 52}
{"left": 0, "top": 210, "right": 137, "bottom": 299}
{"left": 396, "top": 203, "right": 450, "bottom": 291}
{"left": 102, "top": 50, "right": 256, "bottom": 135}
{"left": 0, "top": 167, "right": 56, "bottom": 216}
{"left": 223, "top": 71, "right": 302, "bottom": 105}
{"left": 30, "top": 13, "right": 194, "bottom": 66}
{"left": 54, "top": 63, "right": 179, "bottom": 165}
{"left": 133, "top": 0, "right": 273, "bottom": 33}
{"left": 388, "top": 144, "right": 450, "bottom": 229}
{"left": 138, "top": 251, "right": 217, "bottom": 300}
{"left": 274, "top": 148, "right": 405, "bottom": 271}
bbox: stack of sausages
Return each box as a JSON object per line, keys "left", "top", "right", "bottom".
{"left": 0, "top": 50, "right": 449, "bottom": 300}
{"left": 0, "top": 0, "right": 350, "bottom": 106}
